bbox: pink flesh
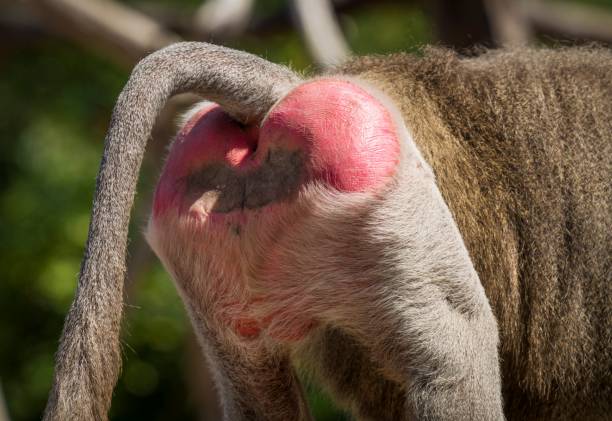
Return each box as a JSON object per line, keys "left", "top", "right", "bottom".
{"left": 153, "top": 104, "right": 259, "bottom": 217}
{"left": 153, "top": 79, "right": 400, "bottom": 219}
{"left": 260, "top": 79, "right": 400, "bottom": 192}
{"left": 230, "top": 310, "right": 317, "bottom": 340}
{"left": 151, "top": 80, "right": 401, "bottom": 340}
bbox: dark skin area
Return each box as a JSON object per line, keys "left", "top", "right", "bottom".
{"left": 185, "top": 148, "right": 304, "bottom": 213}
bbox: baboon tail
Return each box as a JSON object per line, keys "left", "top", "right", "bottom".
{"left": 44, "top": 42, "right": 302, "bottom": 421}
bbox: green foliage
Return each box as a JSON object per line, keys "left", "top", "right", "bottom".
{"left": 0, "top": 41, "right": 126, "bottom": 420}
{"left": 557, "top": 0, "right": 612, "bottom": 9}
{"left": 343, "top": 4, "right": 432, "bottom": 54}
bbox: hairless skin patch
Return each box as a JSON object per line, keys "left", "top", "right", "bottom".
{"left": 153, "top": 79, "right": 400, "bottom": 222}
{"left": 185, "top": 149, "right": 304, "bottom": 213}
{"left": 153, "top": 105, "right": 307, "bottom": 220}
{"left": 261, "top": 78, "right": 400, "bottom": 192}
{"left": 149, "top": 79, "right": 402, "bottom": 340}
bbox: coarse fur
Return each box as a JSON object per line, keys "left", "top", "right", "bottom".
{"left": 45, "top": 42, "right": 611, "bottom": 421}
{"left": 146, "top": 46, "right": 611, "bottom": 420}
{"left": 327, "top": 46, "right": 611, "bottom": 420}
{"left": 147, "top": 46, "right": 611, "bottom": 421}
{"left": 147, "top": 76, "right": 503, "bottom": 419}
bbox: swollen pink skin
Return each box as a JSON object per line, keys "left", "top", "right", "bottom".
{"left": 153, "top": 104, "right": 258, "bottom": 217}
{"left": 153, "top": 79, "right": 400, "bottom": 220}
{"left": 150, "top": 79, "right": 400, "bottom": 340}
{"left": 260, "top": 79, "right": 400, "bottom": 192}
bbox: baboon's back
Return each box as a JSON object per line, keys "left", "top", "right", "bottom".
{"left": 340, "top": 47, "right": 612, "bottom": 419}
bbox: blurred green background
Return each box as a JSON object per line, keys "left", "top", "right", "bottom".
{"left": 0, "top": 0, "right": 610, "bottom": 420}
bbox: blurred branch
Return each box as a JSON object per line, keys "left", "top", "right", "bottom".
{"left": 24, "top": 0, "right": 181, "bottom": 65}
{"left": 426, "top": 0, "right": 496, "bottom": 50}
{"left": 194, "top": 0, "right": 254, "bottom": 38}
{"left": 525, "top": 0, "right": 612, "bottom": 44}
{"left": 19, "top": 0, "right": 404, "bottom": 48}
{"left": 135, "top": 0, "right": 396, "bottom": 41}
{"left": 292, "top": 0, "right": 351, "bottom": 68}
{"left": 425, "top": 0, "right": 612, "bottom": 50}
{"left": 0, "top": 381, "right": 10, "bottom": 421}
{"left": 484, "top": 0, "right": 531, "bottom": 46}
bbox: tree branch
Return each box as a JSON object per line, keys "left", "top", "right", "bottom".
{"left": 292, "top": 0, "right": 351, "bottom": 68}
{"left": 525, "top": 0, "right": 612, "bottom": 45}
{"left": 484, "top": 0, "right": 531, "bottom": 46}
{"left": 24, "top": 0, "right": 181, "bottom": 65}
{"left": 193, "top": 0, "right": 255, "bottom": 38}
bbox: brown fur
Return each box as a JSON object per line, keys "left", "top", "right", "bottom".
{"left": 334, "top": 46, "right": 612, "bottom": 420}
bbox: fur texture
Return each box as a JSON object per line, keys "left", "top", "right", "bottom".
{"left": 331, "top": 46, "right": 612, "bottom": 420}
{"left": 148, "top": 47, "right": 611, "bottom": 421}
{"left": 147, "top": 65, "right": 504, "bottom": 419}
{"left": 45, "top": 43, "right": 611, "bottom": 421}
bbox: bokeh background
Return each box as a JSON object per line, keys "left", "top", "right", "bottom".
{"left": 1, "top": 0, "right": 611, "bottom": 420}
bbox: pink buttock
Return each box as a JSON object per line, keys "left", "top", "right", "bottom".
{"left": 260, "top": 79, "right": 400, "bottom": 192}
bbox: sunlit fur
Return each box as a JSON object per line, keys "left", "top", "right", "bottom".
{"left": 46, "top": 42, "right": 610, "bottom": 421}
{"left": 149, "top": 47, "right": 610, "bottom": 421}
{"left": 337, "top": 46, "right": 611, "bottom": 419}
{"left": 147, "top": 78, "right": 503, "bottom": 420}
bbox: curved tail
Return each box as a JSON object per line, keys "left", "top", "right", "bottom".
{"left": 43, "top": 42, "right": 302, "bottom": 420}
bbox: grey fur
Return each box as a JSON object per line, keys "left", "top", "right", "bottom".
{"left": 147, "top": 76, "right": 504, "bottom": 420}
{"left": 335, "top": 47, "right": 611, "bottom": 420}
{"left": 43, "top": 42, "right": 301, "bottom": 421}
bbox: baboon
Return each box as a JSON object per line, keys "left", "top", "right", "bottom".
{"left": 44, "top": 42, "right": 611, "bottom": 420}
